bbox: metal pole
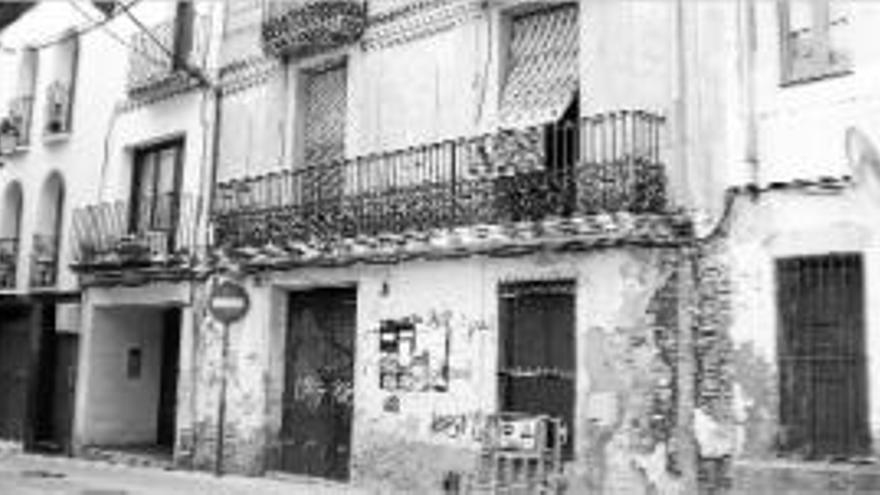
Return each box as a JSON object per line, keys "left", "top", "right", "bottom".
{"left": 214, "top": 320, "right": 230, "bottom": 476}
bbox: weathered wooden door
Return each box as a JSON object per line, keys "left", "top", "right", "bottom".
{"left": 499, "top": 281, "right": 576, "bottom": 460}
{"left": 50, "top": 333, "right": 78, "bottom": 454}
{"left": 157, "top": 308, "right": 181, "bottom": 448}
{"left": 777, "top": 254, "right": 869, "bottom": 458}
{"left": 281, "top": 288, "right": 356, "bottom": 480}
{"left": 0, "top": 305, "right": 30, "bottom": 441}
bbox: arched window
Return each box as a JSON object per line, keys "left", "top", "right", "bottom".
{"left": 0, "top": 181, "right": 23, "bottom": 289}
{"left": 31, "top": 173, "right": 64, "bottom": 287}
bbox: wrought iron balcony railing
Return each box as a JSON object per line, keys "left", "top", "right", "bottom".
{"left": 262, "top": 0, "right": 367, "bottom": 59}
{"left": 3, "top": 95, "right": 34, "bottom": 148}
{"left": 213, "top": 110, "right": 668, "bottom": 250}
{"left": 0, "top": 238, "right": 18, "bottom": 289}
{"left": 126, "top": 13, "right": 208, "bottom": 96}
{"left": 71, "top": 193, "right": 200, "bottom": 271}
{"left": 30, "top": 233, "right": 59, "bottom": 288}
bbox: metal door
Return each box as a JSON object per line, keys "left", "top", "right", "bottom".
{"left": 281, "top": 288, "right": 356, "bottom": 480}
{"left": 777, "top": 254, "right": 869, "bottom": 458}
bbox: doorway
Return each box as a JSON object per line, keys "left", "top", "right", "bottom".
{"left": 281, "top": 287, "right": 356, "bottom": 480}
{"left": 498, "top": 281, "right": 576, "bottom": 460}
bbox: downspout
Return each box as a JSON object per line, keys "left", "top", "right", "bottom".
{"left": 744, "top": 0, "right": 759, "bottom": 188}
{"left": 674, "top": 0, "right": 699, "bottom": 493}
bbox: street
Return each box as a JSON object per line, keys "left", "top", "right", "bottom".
{"left": 0, "top": 452, "right": 366, "bottom": 495}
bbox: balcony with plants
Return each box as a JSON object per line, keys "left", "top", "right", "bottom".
{"left": 261, "top": 0, "right": 366, "bottom": 59}
{"left": 70, "top": 193, "right": 202, "bottom": 284}
{"left": 43, "top": 81, "right": 73, "bottom": 139}
{"left": 0, "top": 95, "right": 34, "bottom": 152}
{"left": 213, "top": 110, "right": 684, "bottom": 266}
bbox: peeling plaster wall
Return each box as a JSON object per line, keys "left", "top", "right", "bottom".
{"left": 178, "top": 247, "right": 708, "bottom": 493}
{"left": 725, "top": 187, "right": 880, "bottom": 493}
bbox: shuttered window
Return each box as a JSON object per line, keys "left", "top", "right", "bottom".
{"left": 498, "top": 5, "right": 578, "bottom": 128}
{"left": 303, "top": 63, "right": 348, "bottom": 166}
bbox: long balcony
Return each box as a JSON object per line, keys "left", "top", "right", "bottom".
{"left": 262, "top": 0, "right": 367, "bottom": 59}
{"left": 126, "top": 13, "right": 208, "bottom": 97}
{"left": 71, "top": 193, "right": 201, "bottom": 279}
{"left": 30, "top": 234, "right": 59, "bottom": 288}
{"left": 0, "top": 238, "right": 18, "bottom": 289}
{"left": 213, "top": 110, "right": 671, "bottom": 256}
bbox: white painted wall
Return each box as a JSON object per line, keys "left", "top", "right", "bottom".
{"left": 78, "top": 306, "right": 164, "bottom": 445}
{"left": 0, "top": 0, "right": 222, "bottom": 293}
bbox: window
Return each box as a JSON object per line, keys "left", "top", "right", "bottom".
{"left": 43, "top": 33, "right": 78, "bottom": 136}
{"left": 498, "top": 4, "right": 578, "bottom": 129}
{"left": 130, "top": 140, "right": 183, "bottom": 236}
{"left": 3, "top": 47, "right": 38, "bottom": 148}
{"left": 776, "top": 254, "right": 869, "bottom": 458}
{"left": 779, "top": 0, "right": 850, "bottom": 84}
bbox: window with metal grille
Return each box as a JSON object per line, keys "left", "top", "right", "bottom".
{"left": 776, "top": 254, "right": 869, "bottom": 459}
{"left": 130, "top": 140, "right": 183, "bottom": 236}
{"left": 778, "top": 0, "right": 850, "bottom": 85}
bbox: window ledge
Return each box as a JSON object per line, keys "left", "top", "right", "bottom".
{"left": 781, "top": 65, "right": 853, "bottom": 88}
{"left": 42, "top": 131, "right": 72, "bottom": 145}
{"left": 1, "top": 144, "right": 30, "bottom": 157}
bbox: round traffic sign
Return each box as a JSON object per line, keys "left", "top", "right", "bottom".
{"left": 208, "top": 279, "right": 250, "bottom": 324}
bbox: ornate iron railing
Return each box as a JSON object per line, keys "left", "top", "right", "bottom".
{"left": 6, "top": 95, "right": 34, "bottom": 147}
{"left": 262, "top": 0, "right": 366, "bottom": 59}
{"left": 44, "top": 81, "right": 73, "bottom": 136}
{"left": 126, "top": 14, "right": 209, "bottom": 96}
{"left": 214, "top": 110, "right": 668, "bottom": 249}
{"left": 71, "top": 192, "right": 201, "bottom": 270}
{"left": 0, "top": 238, "right": 18, "bottom": 289}
{"left": 30, "top": 233, "right": 59, "bottom": 288}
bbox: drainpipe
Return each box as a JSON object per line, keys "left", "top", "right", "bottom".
{"left": 674, "top": 0, "right": 699, "bottom": 492}
{"left": 743, "top": 0, "right": 759, "bottom": 189}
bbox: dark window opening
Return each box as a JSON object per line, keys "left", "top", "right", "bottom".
{"left": 776, "top": 254, "right": 869, "bottom": 459}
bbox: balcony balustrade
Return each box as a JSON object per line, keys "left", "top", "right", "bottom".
{"left": 30, "top": 233, "right": 58, "bottom": 288}
{"left": 0, "top": 238, "right": 18, "bottom": 289}
{"left": 213, "top": 110, "right": 668, "bottom": 251}
{"left": 71, "top": 193, "right": 200, "bottom": 272}
{"left": 262, "top": 0, "right": 366, "bottom": 59}
{"left": 126, "top": 13, "right": 208, "bottom": 96}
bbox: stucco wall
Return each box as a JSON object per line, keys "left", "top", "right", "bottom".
{"left": 724, "top": 184, "right": 880, "bottom": 491}
{"left": 77, "top": 306, "right": 164, "bottom": 445}
{"left": 178, "top": 247, "right": 699, "bottom": 493}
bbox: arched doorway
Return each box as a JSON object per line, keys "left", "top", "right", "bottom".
{"left": 32, "top": 172, "right": 64, "bottom": 288}
{"left": 0, "top": 181, "right": 23, "bottom": 289}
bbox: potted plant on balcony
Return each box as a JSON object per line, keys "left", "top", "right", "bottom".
{"left": 115, "top": 235, "right": 152, "bottom": 266}
{"left": 0, "top": 117, "right": 20, "bottom": 155}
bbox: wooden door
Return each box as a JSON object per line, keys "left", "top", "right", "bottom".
{"left": 0, "top": 305, "right": 30, "bottom": 441}
{"left": 499, "top": 281, "right": 576, "bottom": 460}
{"left": 281, "top": 288, "right": 356, "bottom": 480}
{"left": 157, "top": 308, "right": 181, "bottom": 448}
{"left": 50, "top": 333, "right": 78, "bottom": 454}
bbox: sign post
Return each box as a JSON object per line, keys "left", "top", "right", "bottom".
{"left": 207, "top": 278, "right": 250, "bottom": 476}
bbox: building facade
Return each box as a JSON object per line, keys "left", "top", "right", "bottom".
{"left": 188, "top": 1, "right": 739, "bottom": 493}
{"left": 724, "top": 0, "right": 880, "bottom": 492}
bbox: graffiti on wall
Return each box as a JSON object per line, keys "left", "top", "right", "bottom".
{"left": 430, "top": 411, "right": 488, "bottom": 441}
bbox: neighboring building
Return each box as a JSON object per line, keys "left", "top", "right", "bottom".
{"left": 63, "top": 0, "right": 221, "bottom": 468}
{"left": 724, "top": 0, "right": 880, "bottom": 492}
{"left": 194, "top": 1, "right": 738, "bottom": 493}
{"left": 0, "top": 1, "right": 107, "bottom": 455}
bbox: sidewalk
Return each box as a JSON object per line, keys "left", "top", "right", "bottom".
{"left": 0, "top": 451, "right": 368, "bottom": 495}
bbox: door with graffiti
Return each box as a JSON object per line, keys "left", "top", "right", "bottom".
{"left": 281, "top": 288, "right": 356, "bottom": 480}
